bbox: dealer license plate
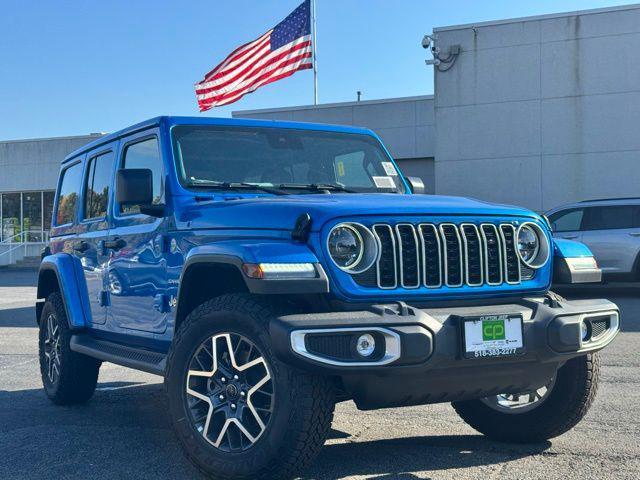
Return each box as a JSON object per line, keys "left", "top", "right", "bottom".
{"left": 462, "top": 314, "right": 524, "bottom": 359}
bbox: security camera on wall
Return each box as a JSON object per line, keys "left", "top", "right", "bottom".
{"left": 421, "top": 34, "right": 431, "bottom": 49}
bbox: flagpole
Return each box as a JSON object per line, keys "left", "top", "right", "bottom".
{"left": 311, "top": 0, "right": 318, "bottom": 105}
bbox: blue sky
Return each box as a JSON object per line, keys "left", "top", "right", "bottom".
{"left": 0, "top": 0, "right": 635, "bottom": 140}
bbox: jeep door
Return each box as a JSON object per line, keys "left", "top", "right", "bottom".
{"left": 580, "top": 205, "right": 640, "bottom": 275}
{"left": 106, "top": 131, "right": 169, "bottom": 334}
{"left": 74, "top": 147, "right": 117, "bottom": 326}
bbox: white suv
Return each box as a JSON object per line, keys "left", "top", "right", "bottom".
{"left": 547, "top": 198, "right": 640, "bottom": 280}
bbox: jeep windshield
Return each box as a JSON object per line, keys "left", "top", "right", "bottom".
{"left": 171, "top": 125, "right": 406, "bottom": 194}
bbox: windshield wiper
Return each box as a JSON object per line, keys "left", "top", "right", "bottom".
{"left": 277, "top": 183, "right": 358, "bottom": 193}
{"left": 187, "top": 179, "right": 289, "bottom": 196}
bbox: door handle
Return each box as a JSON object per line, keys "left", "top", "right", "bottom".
{"left": 562, "top": 235, "right": 578, "bottom": 240}
{"left": 628, "top": 232, "right": 640, "bottom": 237}
{"left": 73, "top": 241, "right": 89, "bottom": 253}
{"left": 103, "top": 238, "right": 127, "bottom": 251}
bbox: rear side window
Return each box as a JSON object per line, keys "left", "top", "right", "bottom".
{"left": 84, "top": 151, "right": 115, "bottom": 220}
{"left": 120, "top": 137, "right": 163, "bottom": 215}
{"left": 55, "top": 162, "right": 83, "bottom": 225}
{"left": 549, "top": 208, "right": 584, "bottom": 232}
{"left": 583, "top": 206, "right": 638, "bottom": 231}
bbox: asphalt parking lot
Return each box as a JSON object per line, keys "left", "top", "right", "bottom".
{"left": 1, "top": 269, "right": 638, "bottom": 480}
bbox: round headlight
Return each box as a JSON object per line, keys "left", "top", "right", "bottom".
{"left": 328, "top": 225, "right": 363, "bottom": 270}
{"left": 517, "top": 225, "right": 539, "bottom": 263}
{"left": 327, "top": 223, "right": 378, "bottom": 273}
{"left": 516, "top": 222, "right": 550, "bottom": 269}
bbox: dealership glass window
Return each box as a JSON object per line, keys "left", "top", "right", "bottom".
{"left": 43, "top": 191, "right": 55, "bottom": 231}
{"left": 1, "top": 193, "right": 21, "bottom": 242}
{"left": 0, "top": 191, "right": 56, "bottom": 242}
{"left": 23, "top": 191, "right": 42, "bottom": 242}
{"left": 120, "top": 137, "right": 163, "bottom": 215}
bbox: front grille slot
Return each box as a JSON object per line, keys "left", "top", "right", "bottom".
{"left": 419, "top": 224, "right": 442, "bottom": 287}
{"left": 373, "top": 225, "right": 397, "bottom": 289}
{"left": 440, "top": 224, "right": 463, "bottom": 287}
{"left": 396, "top": 224, "right": 420, "bottom": 288}
{"left": 360, "top": 221, "right": 527, "bottom": 290}
{"left": 500, "top": 224, "right": 521, "bottom": 284}
{"left": 481, "top": 224, "right": 503, "bottom": 285}
{"left": 461, "top": 224, "right": 483, "bottom": 286}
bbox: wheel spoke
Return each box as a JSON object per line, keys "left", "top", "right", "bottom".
{"left": 43, "top": 314, "right": 61, "bottom": 384}
{"left": 247, "top": 371, "right": 272, "bottom": 430}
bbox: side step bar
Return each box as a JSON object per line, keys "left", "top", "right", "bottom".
{"left": 70, "top": 335, "right": 166, "bottom": 376}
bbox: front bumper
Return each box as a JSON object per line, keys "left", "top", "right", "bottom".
{"left": 270, "top": 297, "right": 619, "bottom": 409}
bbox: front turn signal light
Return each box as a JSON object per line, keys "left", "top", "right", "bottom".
{"left": 242, "top": 263, "right": 317, "bottom": 280}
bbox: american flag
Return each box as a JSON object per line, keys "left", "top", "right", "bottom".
{"left": 195, "top": 0, "right": 313, "bottom": 111}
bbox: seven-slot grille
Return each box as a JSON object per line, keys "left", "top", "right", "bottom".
{"left": 355, "top": 222, "right": 526, "bottom": 290}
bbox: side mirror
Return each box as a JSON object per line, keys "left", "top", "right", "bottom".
{"left": 406, "top": 176, "right": 426, "bottom": 194}
{"left": 117, "top": 169, "right": 153, "bottom": 205}
{"left": 116, "top": 169, "right": 165, "bottom": 217}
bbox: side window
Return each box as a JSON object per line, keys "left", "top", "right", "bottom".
{"left": 120, "top": 137, "right": 163, "bottom": 215}
{"left": 55, "top": 162, "right": 83, "bottom": 226}
{"left": 549, "top": 208, "right": 584, "bottom": 232}
{"left": 84, "top": 151, "right": 115, "bottom": 220}
{"left": 583, "top": 206, "right": 635, "bottom": 231}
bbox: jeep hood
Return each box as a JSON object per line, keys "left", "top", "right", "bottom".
{"left": 176, "top": 193, "right": 540, "bottom": 231}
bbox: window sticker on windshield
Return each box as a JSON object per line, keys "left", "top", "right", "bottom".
{"left": 381, "top": 162, "right": 398, "bottom": 176}
{"left": 373, "top": 176, "right": 396, "bottom": 189}
{"left": 336, "top": 161, "right": 345, "bottom": 178}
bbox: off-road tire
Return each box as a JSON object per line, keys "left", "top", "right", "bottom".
{"left": 452, "top": 353, "right": 600, "bottom": 443}
{"left": 165, "top": 294, "right": 335, "bottom": 480}
{"left": 38, "top": 292, "right": 101, "bottom": 405}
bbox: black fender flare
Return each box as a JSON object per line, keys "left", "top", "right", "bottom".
{"left": 37, "top": 255, "right": 90, "bottom": 329}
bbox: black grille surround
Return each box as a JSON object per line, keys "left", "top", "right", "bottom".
{"left": 352, "top": 221, "right": 531, "bottom": 290}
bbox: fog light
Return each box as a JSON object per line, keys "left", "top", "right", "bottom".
{"left": 581, "top": 321, "right": 590, "bottom": 342}
{"left": 355, "top": 334, "right": 375, "bottom": 357}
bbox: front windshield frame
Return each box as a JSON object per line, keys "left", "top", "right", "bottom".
{"left": 170, "top": 124, "right": 407, "bottom": 194}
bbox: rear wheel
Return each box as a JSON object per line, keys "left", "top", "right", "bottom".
{"left": 38, "top": 292, "right": 101, "bottom": 405}
{"left": 453, "top": 353, "right": 600, "bottom": 443}
{"left": 165, "top": 294, "right": 335, "bottom": 480}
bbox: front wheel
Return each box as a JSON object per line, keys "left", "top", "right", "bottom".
{"left": 452, "top": 353, "right": 600, "bottom": 443}
{"left": 165, "top": 294, "right": 335, "bottom": 480}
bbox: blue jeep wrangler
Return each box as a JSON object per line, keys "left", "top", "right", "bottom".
{"left": 37, "top": 116, "right": 619, "bottom": 480}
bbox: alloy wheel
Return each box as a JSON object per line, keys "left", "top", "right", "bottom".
{"left": 185, "top": 333, "right": 274, "bottom": 452}
{"left": 43, "top": 313, "right": 61, "bottom": 384}
{"left": 480, "top": 376, "right": 557, "bottom": 414}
